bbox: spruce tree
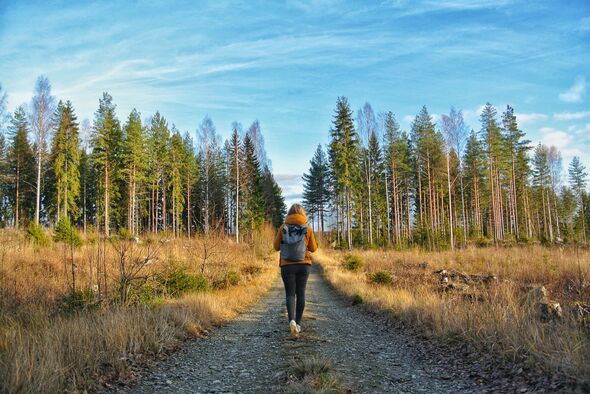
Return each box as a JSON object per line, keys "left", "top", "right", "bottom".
{"left": 328, "top": 97, "right": 359, "bottom": 249}
{"left": 242, "top": 133, "right": 264, "bottom": 236}
{"left": 302, "top": 144, "right": 330, "bottom": 233}
{"left": 50, "top": 100, "right": 81, "bottom": 220}
{"left": 8, "top": 106, "right": 35, "bottom": 227}
{"left": 261, "top": 166, "right": 286, "bottom": 228}
{"left": 122, "top": 109, "right": 146, "bottom": 235}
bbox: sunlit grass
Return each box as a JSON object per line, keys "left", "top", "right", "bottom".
{"left": 0, "top": 227, "right": 278, "bottom": 393}
{"left": 316, "top": 245, "right": 590, "bottom": 386}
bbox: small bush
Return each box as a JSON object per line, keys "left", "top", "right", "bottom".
{"left": 241, "top": 264, "right": 263, "bottom": 276}
{"left": 58, "top": 288, "right": 99, "bottom": 313}
{"left": 213, "top": 271, "right": 241, "bottom": 289}
{"left": 128, "top": 281, "right": 165, "bottom": 306}
{"left": 342, "top": 254, "right": 363, "bottom": 272}
{"left": 368, "top": 270, "right": 394, "bottom": 285}
{"left": 26, "top": 222, "right": 50, "bottom": 247}
{"left": 157, "top": 267, "right": 209, "bottom": 297}
{"left": 117, "top": 227, "right": 134, "bottom": 240}
{"left": 475, "top": 237, "right": 492, "bottom": 248}
{"left": 53, "top": 217, "right": 83, "bottom": 247}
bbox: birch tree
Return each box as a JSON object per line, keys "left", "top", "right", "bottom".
{"left": 30, "top": 76, "right": 56, "bottom": 224}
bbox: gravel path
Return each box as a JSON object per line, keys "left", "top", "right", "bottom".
{"left": 128, "top": 266, "right": 491, "bottom": 393}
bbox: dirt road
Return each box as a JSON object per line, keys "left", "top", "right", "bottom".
{"left": 128, "top": 266, "right": 493, "bottom": 393}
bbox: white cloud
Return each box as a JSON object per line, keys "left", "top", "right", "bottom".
{"left": 274, "top": 174, "right": 303, "bottom": 207}
{"left": 539, "top": 126, "right": 582, "bottom": 157}
{"left": 515, "top": 112, "right": 547, "bottom": 125}
{"left": 553, "top": 110, "right": 590, "bottom": 121}
{"left": 559, "top": 76, "right": 586, "bottom": 103}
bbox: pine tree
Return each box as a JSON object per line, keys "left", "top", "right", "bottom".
{"left": 463, "top": 130, "right": 485, "bottom": 238}
{"left": 411, "top": 106, "right": 444, "bottom": 249}
{"left": 91, "top": 92, "right": 123, "bottom": 235}
{"left": 480, "top": 103, "right": 507, "bottom": 242}
{"left": 532, "top": 144, "right": 552, "bottom": 242}
{"left": 49, "top": 100, "right": 81, "bottom": 221}
{"left": 147, "top": 111, "right": 170, "bottom": 233}
{"left": 182, "top": 132, "right": 198, "bottom": 238}
{"left": 502, "top": 106, "right": 531, "bottom": 241}
{"left": 169, "top": 130, "right": 186, "bottom": 236}
{"left": 357, "top": 103, "right": 378, "bottom": 244}
{"left": 568, "top": 156, "right": 588, "bottom": 241}
{"left": 366, "top": 129, "right": 384, "bottom": 243}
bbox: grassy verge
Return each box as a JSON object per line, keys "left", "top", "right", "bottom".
{"left": 0, "top": 228, "right": 278, "bottom": 393}
{"left": 315, "top": 246, "right": 590, "bottom": 388}
{"left": 284, "top": 356, "right": 347, "bottom": 394}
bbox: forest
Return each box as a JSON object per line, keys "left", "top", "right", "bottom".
{"left": 302, "top": 97, "right": 589, "bottom": 249}
{"left": 0, "top": 77, "right": 286, "bottom": 240}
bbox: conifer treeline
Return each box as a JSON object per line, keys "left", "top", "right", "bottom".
{"left": 303, "top": 97, "right": 589, "bottom": 249}
{"left": 0, "top": 78, "right": 286, "bottom": 238}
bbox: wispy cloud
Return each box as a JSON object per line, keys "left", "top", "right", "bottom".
{"left": 274, "top": 174, "right": 303, "bottom": 206}
{"left": 1, "top": 0, "right": 589, "bottom": 196}
{"left": 553, "top": 110, "right": 590, "bottom": 121}
{"left": 515, "top": 112, "right": 547, "bottom": 125}
{"left": 559, "top": 76, "right": 586, "bottom": 103}
{"left": 539, "top": 126, "right": 582, "bottom": 158}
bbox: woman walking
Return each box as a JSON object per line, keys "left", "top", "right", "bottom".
{"left": 273, "top": 204, "right": 317, "bottom": 335}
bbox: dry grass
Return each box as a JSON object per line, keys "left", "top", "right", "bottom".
{"left": 0, "top": 226, "right": 278, "bottom": 393}
{"left": 316, "top": 246, "right": 590, "bottom": 386}
{"left": 285, "top": 356, "right": 347, "bottom": 394}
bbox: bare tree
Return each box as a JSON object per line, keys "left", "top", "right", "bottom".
{"left": 198, "top": 116, "right": 220, "bottom": 235}
{"left": 357, "top": 103, "right": 377, "bottom": 244}
{"left": 441, "top": 107, "right": 468, "bottom": 247}
{"left": 111, "top": 236, "right": 162, "bottom": 304}
{"left": 30, "top": 76, "right": 56, "bottom": 225}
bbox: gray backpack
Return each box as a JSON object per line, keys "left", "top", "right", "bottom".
{"left": 280, "top": 224, "right": 308, "bottom": 261}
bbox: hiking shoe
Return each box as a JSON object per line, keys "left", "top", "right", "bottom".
{"left": 290, "top": 320, "right": 298, "bottom": 335}
{"left": 296, "top": 324, "right": 301, "bottom": 333}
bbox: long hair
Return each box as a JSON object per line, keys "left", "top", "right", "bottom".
{"left": 288, "top": 203, "right": 306, "bottom": 216}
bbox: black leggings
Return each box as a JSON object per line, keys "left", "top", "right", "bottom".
{"left": 280, "top": 264, "right": 311, "bottom": 325}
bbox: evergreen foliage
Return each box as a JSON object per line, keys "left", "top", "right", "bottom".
{"left": 305, "top": 97, "right": 590, "bottom": 248}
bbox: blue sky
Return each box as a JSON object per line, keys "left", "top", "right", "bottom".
{"left": 1, "top": 0, "right": 589, "bottom": 205}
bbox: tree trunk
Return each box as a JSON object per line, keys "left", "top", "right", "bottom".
{"left": 446, "top": 151, "right": 454, "bottom": 250}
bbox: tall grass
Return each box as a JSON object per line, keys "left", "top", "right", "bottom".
{"left": 0, "top": 226, "right": 278, "bottom": 393}
{"left": 316, "top": 246, "right": 590, "bottom": 387}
